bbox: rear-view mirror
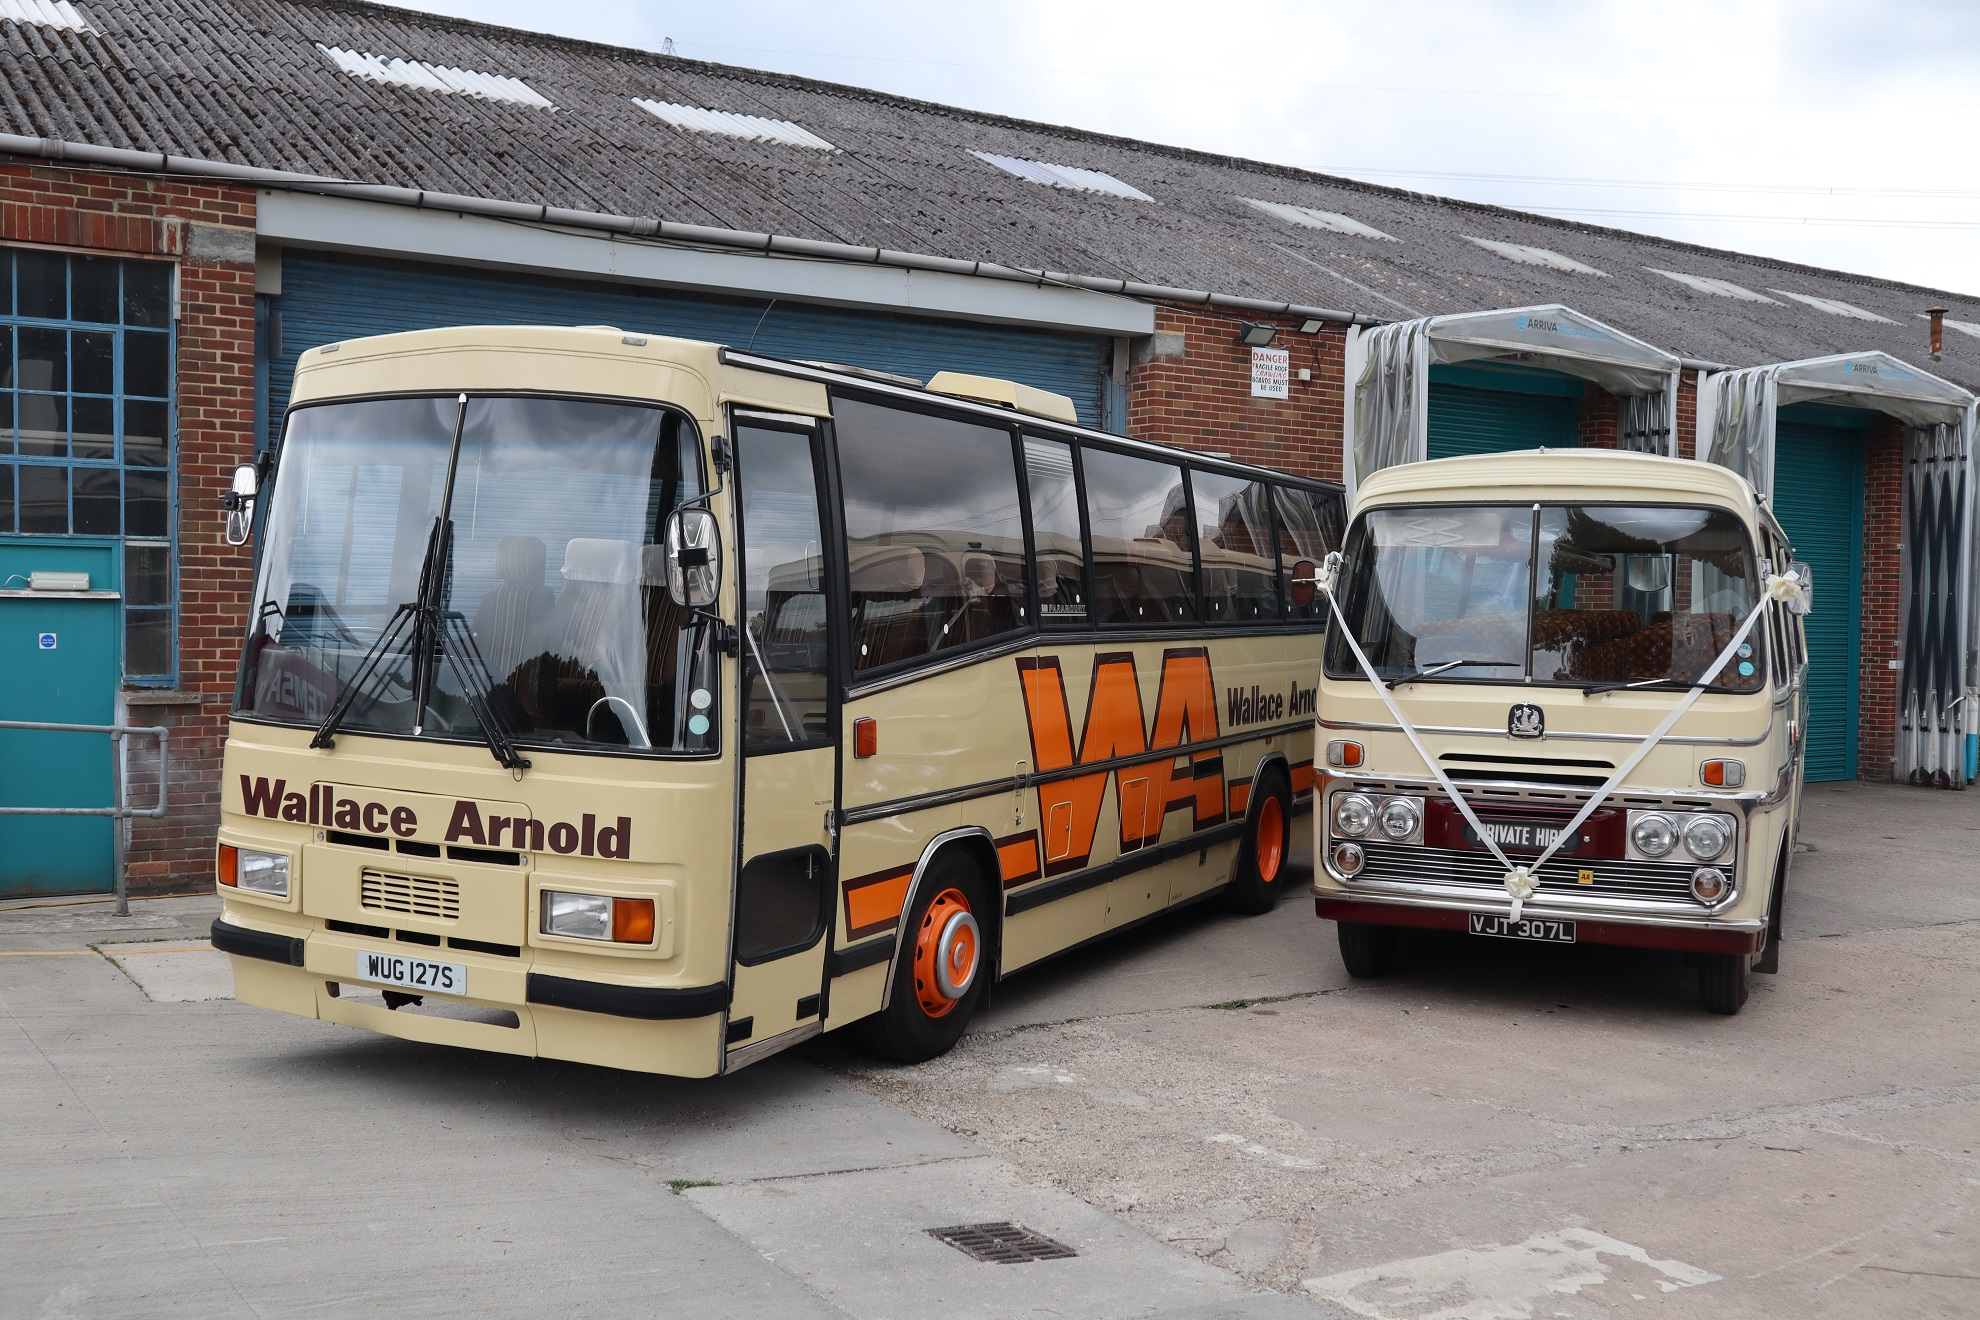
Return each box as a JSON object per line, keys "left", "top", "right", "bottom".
{"left": 224, "top": 463, "right": 258, "bottom": 546}
{"left": 665, "top": 507, "right": 722, "bottom": 609}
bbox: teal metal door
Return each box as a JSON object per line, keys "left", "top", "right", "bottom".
{"left": 1426, "top": 372, "right": 1582, "bottom": 460}
{"left": 1770, "top": 419, "right": 1865, "bottom": 781}
{"left": 0, "top": 538, "right": 121, "bottom": 896}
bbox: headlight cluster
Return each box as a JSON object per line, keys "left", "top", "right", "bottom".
{"left": 1332, "top": 792, "right": 1422, "bottom": 845}
{"left": 1627, "top": 810, "right": 1734, "bottom": 862}
{"left": 218, "top": 844, "right": 290, "bottom": 898}
{"left": 540, "top": 890, "right": 656, "bottom": 944}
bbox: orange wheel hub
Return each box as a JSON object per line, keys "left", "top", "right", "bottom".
{"left": 1255, "top": 794, "right": 1285, "bottom": 884}
{"left": 913, "top": 887, "right": 979, "bottom": 1018}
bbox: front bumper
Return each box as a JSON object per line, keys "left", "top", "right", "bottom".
{"left": 1313, "top": 893, "right": 1767, "bottom": 955}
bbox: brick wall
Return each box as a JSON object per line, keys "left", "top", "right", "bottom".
{"left": 1, "top": 161, "right": 257, "bottom": 891}
{"left": 1125, "top": 305, "right": 1345, "bottom": 481}
{"left": 1578, "top": 386, "right": 1618, "bottom": 449}
{"left": 1858, "top": 414, "right": 1904, "bottom": 781}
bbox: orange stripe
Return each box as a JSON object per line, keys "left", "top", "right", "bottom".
{"left": 997, "top": 834, "right": 1041, "bottom": 887}
{"left": 844, "top": 869, "right": 912, "bottom": 939}
{"left": 1227, "top": 780, "right": 1251, "bottom": 817}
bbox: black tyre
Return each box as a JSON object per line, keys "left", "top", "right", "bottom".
{"left": 852, "top": 851, "right": 991, "bottom": 1064}
{"left": 1337, "top": 920, "right": 1399, "bottom": 978}
{"left": 1698, "top": 951, "right": 1749, "bottom": 1014}
{"left": 1223, "top": 767, "right": 1294, "bottom": 915}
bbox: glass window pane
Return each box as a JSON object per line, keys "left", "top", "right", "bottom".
{"left": 0, "top": 464, "right": 12, "bottom": 532}
{"left": 1024, "top": 435, "right": 1087, "bottom": 628}
{"left": 126, "top": 542, "right": 170, "bottom": 606}
{"left": 125, "top": 466, "right": 167, "bottom": 536}
{"left": 836, "top": 397, "right": 1028, "bottom": 670}
{"left": 0, "top": 324, "right": 12, "bottom": 388}
{"left": 1274, "top": 485, "right": 1343, "bottom": 622}
{"left": 17, "top": 250, "right": 66, "bottom": 320}
{"left": 0, "top": 392, "right": 12, "bottom": 455}
{"left": 72, "top": 396, "right": 114, "bottom": 460}
{"left": 1081, "top": 447, "right": 1196, "bottom": 626}
{"left": 19, "top": 463, "right": 68, "bottom": 532}
{"left": 124, "top": 399, "right": 167, "bottom": 466}
{"left": 72, "top": 256, "right": 120, "bottom": 323}
{"left": 125, "top": 609, "right": 172, "bottom": 677}
{"left": 123, "top": 330, "right": 170, "bottom": 398}
{"left": 122, "top": 260, "right": 171, "bottom": 328}
{"left": 736, "top": 424, "right": 829, "bottom": 747}
{"left": 0, "top": 249, "right": 11, "bottom": 315}
{"left": 74, "top": 466, "right": 119, "bottom": 533}
{"left": 18, "top": 326, "right": 65, "bottom": 392}
{"left": 72, "top": 330, "right": 114, "bottom": 395}
{"left": 18, "top": 394, "right": 66, "bottom": 457}
{"left": 1191, "top": 471, "right": 1281, "bottom": 624}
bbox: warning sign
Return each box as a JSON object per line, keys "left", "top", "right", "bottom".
{"left": 1250, "top": 347, "right": 1290, "bottom": 399}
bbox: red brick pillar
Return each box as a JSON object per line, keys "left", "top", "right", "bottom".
{"left": 1858, "top": 416, "right": 1904, "bottom": 782}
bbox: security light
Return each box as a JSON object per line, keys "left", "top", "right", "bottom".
{"left": 1297, "top": 319, "right": 1326, "bottom": 335}
{"left": 1236, "top": 322, "right": 1277, "bottom": 347}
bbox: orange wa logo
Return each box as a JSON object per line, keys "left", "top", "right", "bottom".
{"left": 1016, "top": 648, "right": 1227, "bottom": 877}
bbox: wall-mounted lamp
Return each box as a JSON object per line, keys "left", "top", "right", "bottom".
{"left": 1236, "top": 322, "right": 1277, "bottom": 347}
{"left": 1927, "top": 306, "right": 1948, "bottom": 361}
{"left": 1297, "top": 318, "right": 1326, "bottom": 335}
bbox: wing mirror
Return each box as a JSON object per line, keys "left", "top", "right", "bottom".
{"left": 223, "top": 463, "right": 258, "bottom": 546}
{"left": 664, "top": 507, "right": 722, "bottom": 609}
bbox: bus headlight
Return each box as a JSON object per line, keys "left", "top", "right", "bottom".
{"left": 1333, "top": 793, "right": 1375, "bottom": 838}
{"left": 1629, "top": 813, "right": 1677, "bottom": 858}
{"left": 1682, "top": 815, "right": 1733, "bottom": 861}
{"left": 1377, "top": 796, "right": 1421, "bottom": 842}
{"left": 541, "top": 891, "right": 657, "bottom": 944}
{"left": 236, "top": 848, "right": 290, "bottom": 897}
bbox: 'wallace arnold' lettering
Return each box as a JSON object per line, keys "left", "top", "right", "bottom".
{"left": 1225, "top": 680, "right": 1317, "bottom": 727}
{"left": 237, "top": 776, "right": 630, "bottom": 858}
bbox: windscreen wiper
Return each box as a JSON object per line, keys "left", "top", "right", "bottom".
{"left": 1581, "top": 677, "right": 1749, "bottom": 695}
{"left": 1386, "top": 658, "right": 1493, "bottom": 689}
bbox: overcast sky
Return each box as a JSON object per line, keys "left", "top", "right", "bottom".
{"left": 392, "top": 0, "right": 1980, "bottom": 297}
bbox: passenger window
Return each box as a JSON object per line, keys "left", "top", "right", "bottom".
{"left": 1273, "top": 485, "right": 1343, "bottom": 622}
{"left": 1023, "top": 435, "right": 1089, "bottom": 628}
{"left": 1081, "top": 448, "right": 1196, "bottom": 626}
{"left": 736, "top": 424, "right": 831, "bottom": 748}
{"left": 1190, "top": 470, "right": 1280, "bottom": 624}
{"left": 834, "top": 397, "right": 1029, "bottom": 672}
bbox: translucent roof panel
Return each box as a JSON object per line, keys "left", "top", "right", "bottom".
{"left": 318, "top": 45, "right": 555, "bottom": 109}
{"left": 1767, "top": 289, "right": 1895, "bottom": 324}
{"left": 1242, "top": 199, "right": 1397, "bottom": 241}
{"left": 633, "top": 99, "right": 837, "bottom": 150}
{"left": 970, "top": 151, "right": 1154, "bottom": 202}
{"left": 1941, "top": 316, "right": 1980, "bottom": 342}
{"left": 0, "top": 0, "right": 91, "bottom": 31}
{"left": 1645, "top": 268, "right": 1779, "bottom": 304}
{"left": 1463, "top": 237, "right": 1607, "bottom": 278}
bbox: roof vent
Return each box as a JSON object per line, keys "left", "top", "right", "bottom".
{"left": 1242, "top": 199, "right": 1396, "bottom": 241}
{"left": 1464, "top": 237, "right": 1607, "bottom": 278}
{"left": 633, "top": 99, "right": 837, "bottom": 150}
{"left": 318, "top": 45, "right": 555, "bottom": 109}
{"left": 0, "top": 0, "right": 91, "bottom": 31}
{"left": 926, "top": 371, "right": 1079, "bottom": 424}
{"left": 1768, "top": 289, "right": 1895, "bottom": 324}
{"left": 1645, "top": 268, "right": 1779, "bottom": 304}
{"left": 969, "top": 151, "right": 1153, "bottom": 202}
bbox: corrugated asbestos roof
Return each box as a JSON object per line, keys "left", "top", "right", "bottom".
{"left": 1, "top": 0, "right": 1975, "bottom": 387}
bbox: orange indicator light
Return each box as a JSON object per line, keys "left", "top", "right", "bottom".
{"left": 612, "top": 897, "right": 656, "bottom": 944}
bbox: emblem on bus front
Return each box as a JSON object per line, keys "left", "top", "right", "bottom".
{"left": 1508, "top": 703, "right": 1545, "bottom": 739}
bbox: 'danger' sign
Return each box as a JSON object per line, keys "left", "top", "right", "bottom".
{"left": 1250, "top": 346, "right": 1290, "bottom": 399}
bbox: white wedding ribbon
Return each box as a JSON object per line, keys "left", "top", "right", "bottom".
{"left": 1321, "top": 565, "right": 1804, "bottom": 921}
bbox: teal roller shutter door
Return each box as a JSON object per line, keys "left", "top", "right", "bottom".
{"left": 268, "top": 253, "right": 1108, "bottom": 438}
{"left": 1427, "top": 382, "right": 1580, "bottom": 459}
{"left": 1771, "top": 420, "right": 1865, "bottom": 781}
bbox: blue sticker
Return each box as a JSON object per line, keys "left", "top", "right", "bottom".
{"left": 38, "top": 633, "right": 57, "bottom": 650}
{"left": 687, "top": 714, "right": 710, "bottom": 736}
{"left": 1738, "top": 661, "right": 1755, "bottom": 676}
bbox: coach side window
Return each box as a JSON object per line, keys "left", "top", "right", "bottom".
{"left": 1274, "top": 485, "right": 1343, "bottom": 622}
{"left": 1191, "top": 470, "right": 1280, "bottom": 623}
{"left": 1082, "top": 447, "right": 1196, "bottom": 626}
{"left": 1023, "top": 435, "right": 1089, "bottom": 628}
{"left": 834, "top": 396, "right": 1029, "bottom": 673}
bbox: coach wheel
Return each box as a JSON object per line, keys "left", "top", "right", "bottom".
{"left": 1336, "top": 920, "right": 1399, "bottom": 978}
{"left": 1697, "top": 951, "right": 1749, "bottom": 1015}
{"left": 854, "top": 851, "right": 990, "bottom": 1063}
{"left": 1224, "top": 766, "right": 1293, "bottom": 915}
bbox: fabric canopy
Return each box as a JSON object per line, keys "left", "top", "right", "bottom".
{"left": 1349, "top": 305, "right": 1683, "bottom": 491}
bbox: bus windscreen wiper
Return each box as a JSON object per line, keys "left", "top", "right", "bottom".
{"left": 1386, "top": 657, "right": 1492, "bottom": 688}
{"left": 1582, "top": 677, "right": 1748, "bottom": 695}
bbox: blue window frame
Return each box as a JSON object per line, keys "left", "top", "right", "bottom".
{"left": 0, "top": 247, "right": 176, "bottom": 682}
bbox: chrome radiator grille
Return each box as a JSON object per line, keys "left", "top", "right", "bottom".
{"left": 1354, "top": 841, "right": 1714, "bottom": 907}
{"left": 360, "top": 870, "right": 461, "bottom": 920}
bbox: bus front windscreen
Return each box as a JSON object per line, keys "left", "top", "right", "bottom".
{"left": 1325, "top": 503, "right": 1764, "bottom": 692}
{"left": 237, "top": 394, "right": 716, "bottom": 754}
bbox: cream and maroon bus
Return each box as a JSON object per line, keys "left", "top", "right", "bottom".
{"left": 212, "top": 326, "right": 1342, "bottom": 1074}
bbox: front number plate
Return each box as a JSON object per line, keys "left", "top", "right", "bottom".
{"left": 355, "top": 950, "right": 466, "bottom": 996}
{"left": 1468, "top": 913, "right": 1576, "bottom": 943}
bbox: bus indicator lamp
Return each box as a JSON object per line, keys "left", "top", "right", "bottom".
{"left": 1326, "top": 740, "right": 1363, "bottom": 768}
{"left": 1332, "top": 841, "right": 1365, "bottom": 877}
{"left": 217, "top": 844, "right": 237, "bottom": 888}
{"left": 542, "top": 891, "right": 656, "bottom": 944}
{"left": 1700, "top": 759, "right": 1744, "bottom": 788}
{"left": 1690, "top": 868, "right": 1728, "bottom": 903}
{"left": 854, "top": 717, "right": 878, "bottom": 759}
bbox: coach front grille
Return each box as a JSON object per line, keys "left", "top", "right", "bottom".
{"left": 1352, "top": 840, "right": 1715, "bottom": 907}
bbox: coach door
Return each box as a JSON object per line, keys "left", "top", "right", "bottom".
{"left": 726, "top": 414, "right": 839, "bottom": 1064}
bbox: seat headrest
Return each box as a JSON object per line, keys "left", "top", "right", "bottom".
{"left": 495, "top": 535, "right": 547, "bottom": 585}
{"left": 849, "top": 544, "right": 926, "bottom": 594}
{"left": 561, "top": 538, "right": 641, "bottom": 585}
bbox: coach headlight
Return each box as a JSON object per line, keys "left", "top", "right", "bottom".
{"left": 541, "top": 891, "right": 656, "bottom": 944}
{"left": 1377, "top": 796, "right": 1421, "bottom": 842}
{"left": 1629, "top": 812, "right": 1678, "bottom": 858}
{"left": 1332, "top": 793, "right": 1375, "bottom": 838}
{"left": 1682, "top": 814, "right": 1733, "bottom": 861}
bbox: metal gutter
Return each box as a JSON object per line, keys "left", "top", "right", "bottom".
{"left": 1, "top": 133, "right": 1385, "bottom": 329}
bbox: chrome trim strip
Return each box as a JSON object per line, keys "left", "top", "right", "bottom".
{"left": 1311, "top": 884, "right": 1767, "bottom": 934}
{"left": 1316, "top": 714, "right": 1773, "bottom": 748}
{"left": 721, "top": 1019, "right": 823, "bottom": 1072}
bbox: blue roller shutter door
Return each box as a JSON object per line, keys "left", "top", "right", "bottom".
{"left": 1426, "top": 382, "right": 1580, "bottom": 460}
{"left": 268, "top": 254, "right": 1108, "bottom": 438}
{"left": 1770, "top": 419, "right": 1865, "bottom": 782}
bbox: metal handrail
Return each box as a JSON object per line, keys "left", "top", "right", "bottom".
{"left": 0, "top": 719, "right": 171, "bottom": 915}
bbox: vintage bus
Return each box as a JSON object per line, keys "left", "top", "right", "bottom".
{"left": 211, "top": 326, "right": 1342, "bottom": 1074}
{"left": 1311, "top": 451, "right": 1808, "bottom": 1014}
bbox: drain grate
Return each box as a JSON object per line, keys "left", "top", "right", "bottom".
{"left": 926, "top": 1222, "right": 1077, "bottom": 1264}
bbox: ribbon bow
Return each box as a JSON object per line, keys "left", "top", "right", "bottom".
{"left": 1503, "top": 867, "right": 1538, "bottom": 921}
{"left": 1765, "top": 570, "right": 1812, "bottom": 615}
